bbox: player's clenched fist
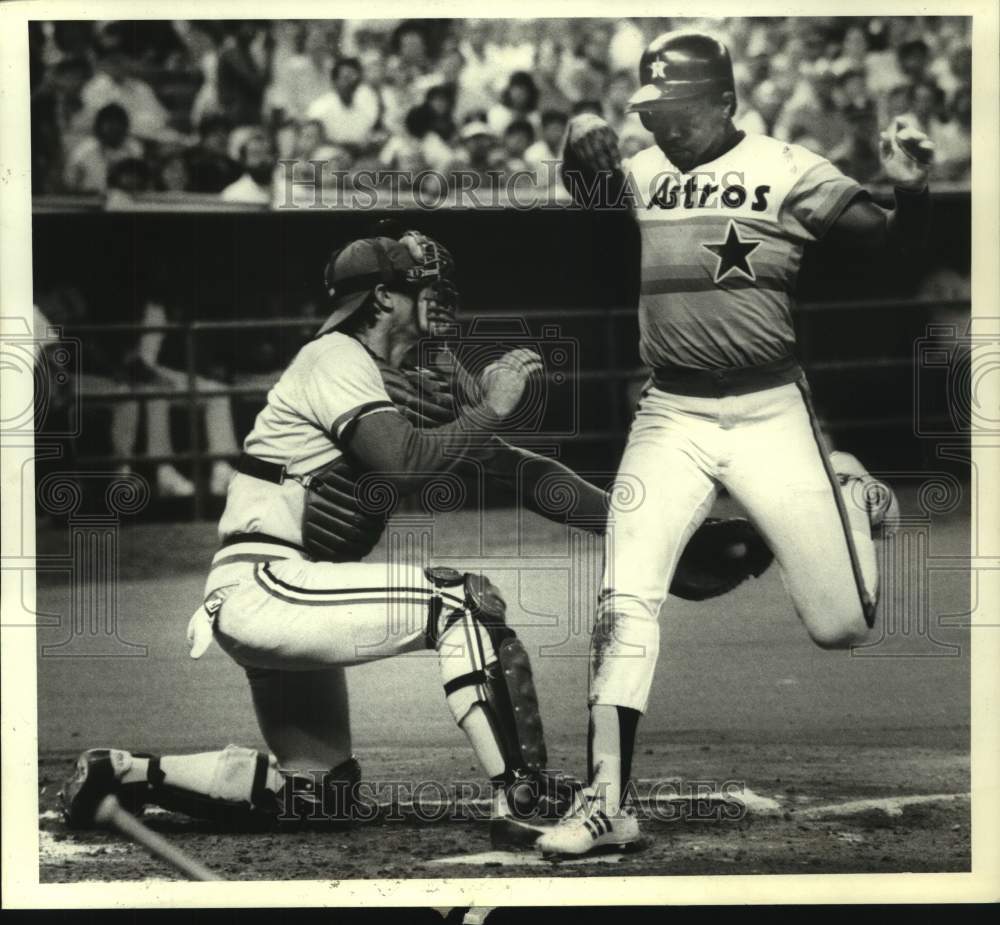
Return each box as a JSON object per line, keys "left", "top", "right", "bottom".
{"left": 566, "top": 113, "right": 623, "bottom": 173}
{"left": 879, "top": 116, "right": 935, "bottom": 191}
{"left": 479, "top": 347, "right": 543, "bottom": 418}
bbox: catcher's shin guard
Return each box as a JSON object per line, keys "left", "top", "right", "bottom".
{"left": 142, "top": 747, "right": 281, "bottom": 827}
{"left": 146, "top": 751, "right": 362, "bottom": 829}
{"left": 61, "top": 747, "right": 363, "bottom": 829}
{"left": 427, "top": 567, "right": 557, "bottom": 811}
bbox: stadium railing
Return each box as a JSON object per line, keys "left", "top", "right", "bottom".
{"left": 54, "top": 298, "right": 970, "bottom": 519}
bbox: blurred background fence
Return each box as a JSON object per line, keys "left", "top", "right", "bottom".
{"left": 31, "top": 190, "right": 971, "bottom": 521}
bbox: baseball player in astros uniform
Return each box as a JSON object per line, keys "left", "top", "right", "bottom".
{"left": 60, "top": 228, "right": 773, "bottom": 846}
{"left": 538, "top": 31, "right": 930, "bottom": 857}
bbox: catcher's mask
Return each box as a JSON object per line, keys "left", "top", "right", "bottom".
{"left": 318, "top": 235, "right": 451, "bottom": 334}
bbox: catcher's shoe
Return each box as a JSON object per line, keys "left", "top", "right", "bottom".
{"left": 489, "top": 771, "right": 582, "bottom": 849}
{"left": 269, "top": 756, "right": 363, "bottom": 829}
{"left": 535, "top": 789, "right": 643, "bottom": 859}
{"left": 831, "top": 451, "right": 900, "bottom": 534}
{"left": 509, "top": 769, "right": 581, "bottom": 819}
{"left": 59, "top": 748, "right": 148, "bottom": 828}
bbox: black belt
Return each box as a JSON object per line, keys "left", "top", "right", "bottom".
{"left": 651, "top": 356, "right": 803, "bottom": 398}
{"left": 220, "top": 532, "right": 305, "bottom": 552}
{"left": 236, "top": 452, "right": 286, "bottom": 485}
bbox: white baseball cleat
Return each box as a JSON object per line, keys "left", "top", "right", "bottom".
{"left": 489, "top": 814, "right": 552, "bottom": 849}
{"left": 487, "top": 778, "right": 571, "bottom": 849}
{"left": 535, "top": 789, "right": 643, "bottom": 859}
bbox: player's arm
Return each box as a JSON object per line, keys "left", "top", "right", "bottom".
{"left": 825, "top": 117, "right": 934, "bottom": 254}
{"left": 369, "top": 345, "right": 609, "bottom": 518}
{"left": 473, "top": 434, "right": 774, "bottom": 600}
{"left": 825, "top": 187, "right": 931, "bottom": 253}
{"left": 475, "top": 437, "right": 609, "bottom": 526}
{"left": 343, "top": 348, "right": 542, "bottom": 495}
{"left": 560, "top": 114, "right": 630, "bottom": 209}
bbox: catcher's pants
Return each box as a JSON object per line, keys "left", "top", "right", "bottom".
{"left": 200, "top": 542, "right": 465, "bottom": 771}
{"left": 204, "top": 546, "right": 451, "bottom": 670}
{"left": 591, "top": 379, "right": 877, "bottom": 713}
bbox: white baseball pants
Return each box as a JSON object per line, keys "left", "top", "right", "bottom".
{"left": 591, "top": 379, "right": 877, "bottom": 713}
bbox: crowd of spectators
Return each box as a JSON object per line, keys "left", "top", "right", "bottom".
{"left": 30, "top": 17, "right": 973, "bottom": 205}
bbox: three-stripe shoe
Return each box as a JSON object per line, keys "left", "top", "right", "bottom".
{"left": 535, "top": 788, "right": 643, "bottom": 859}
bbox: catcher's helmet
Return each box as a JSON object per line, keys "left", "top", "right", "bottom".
{"left": 627, "top": 31, "right": 735, "bottom": 111}
{"left": 318, "top": 232, "right": 455, "bottom": 334}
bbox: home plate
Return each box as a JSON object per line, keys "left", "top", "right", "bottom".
{"left": 632, "top": 782, "right": 782, "bottom": 815}
{"left": 796, "top": 793, "right": 970, "bottom": 819}
{"left": 39, "top": 831, "right": 129, "bottom": 861}
{"left": 428, "top": 850, "right": 627, "bottom": 867}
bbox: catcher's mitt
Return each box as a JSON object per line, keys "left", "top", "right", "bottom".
{"left": 670, "top": 517, "right": 774, "bottom": 601}
{"left": 372, "top": 351, "right": 462, "bottom": 429}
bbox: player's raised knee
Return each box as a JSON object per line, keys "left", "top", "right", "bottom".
{"left": 806, "top": 612, "right": 870, "bottom": 650}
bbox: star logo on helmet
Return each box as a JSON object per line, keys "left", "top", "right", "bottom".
{"left": 650, "top": 59, "right": 667, "bottom": 79}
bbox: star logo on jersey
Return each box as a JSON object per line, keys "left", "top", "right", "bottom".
{"left": 650, "top": 59, "right": 667, "bottom": 79}
{"left": 702, "top": 220, "right": 762, "bottom": 283}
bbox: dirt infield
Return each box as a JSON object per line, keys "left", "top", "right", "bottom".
{"left": 38, "top": 742, "right": 969, "bottom": 880}
{"left": 33, "top": 496, "right": 971, "bottom": 881}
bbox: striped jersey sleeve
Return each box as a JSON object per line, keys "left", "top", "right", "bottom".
{"left": 778, "top": 156, "right": 866, "bottom": 242}
{"left": 302, "top": 337, "right": 395, "bottom": 442}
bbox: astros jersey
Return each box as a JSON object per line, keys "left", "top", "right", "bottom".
{"left": 217, "top": 332, "right": 395, "bottom": 545}
{"left": 624, "top": 133, "right": 864, "bottom": 370}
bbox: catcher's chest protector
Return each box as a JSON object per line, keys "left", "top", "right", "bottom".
{"left": 302, "top": 456, "right": 395, "bottom": 563}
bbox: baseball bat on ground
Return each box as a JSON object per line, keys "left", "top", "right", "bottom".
{"left": 94, "top": 794, "right": 224, "bottom": 881}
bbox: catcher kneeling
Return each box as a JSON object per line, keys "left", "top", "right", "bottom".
{"left": 60, "top": 230, "right": 773, "bottom": 847}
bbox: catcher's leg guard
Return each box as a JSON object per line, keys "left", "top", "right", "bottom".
{"left": 125, "top": 746, "right": 361, "bottom": 828}
{"left": 426, "top": 567, "right": 564, "bottom": 816}
{"left": 144, "top": 745, "right": 283, "bottom": 826}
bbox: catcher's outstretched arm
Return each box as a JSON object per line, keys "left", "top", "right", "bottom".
{"left": 345, "top": 405, "right": 500, "bottom": 495}
{"left": 474, "top": 437, "right": 609, "bottom": 527}
{"left": 474, "top": 436, "right": 774, "bottom": 601}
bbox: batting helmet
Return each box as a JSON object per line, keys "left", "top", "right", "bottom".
{"left": 627, "top": 31, "right": 736, "bottom": 112}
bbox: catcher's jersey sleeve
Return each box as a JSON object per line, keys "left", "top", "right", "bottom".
{"left": 217, "top": 333, "right": 393, "bottom": 546}
{"left": 627, "top": 134, "right": 864, "bottom": 370}
{"left": 301, "top": 339, "right": 395, "bottom": 442}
